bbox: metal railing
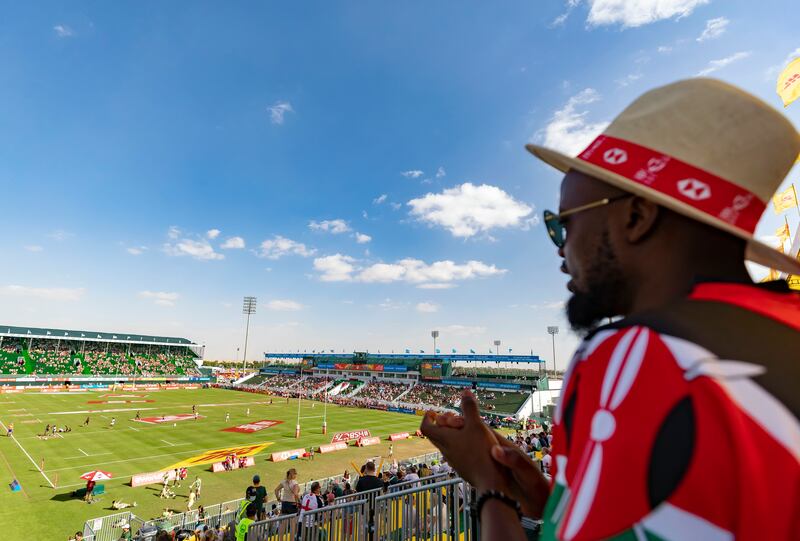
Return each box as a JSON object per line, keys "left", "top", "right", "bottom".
{"left": 374, "top": 477, "right": 475, "bottom": 541}
{"left": 81, "top": 510, "right": 140, "bottom": 541}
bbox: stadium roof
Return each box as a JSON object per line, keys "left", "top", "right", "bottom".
{"left": 0, "top": 325, "right": 197, "bottom": 346}
{"left": 265, "top": 352, "right": 543, "bottom": 364}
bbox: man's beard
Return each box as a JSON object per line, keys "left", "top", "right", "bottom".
{"left": 566, "top": 230, "right": 629, "bottom": 335}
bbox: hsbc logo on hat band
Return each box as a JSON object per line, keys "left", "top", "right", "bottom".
{"left": 603, "top": 148, "right": 628, "bottom": 165}
{"left": 577, "top": 135, "right": 766, "bottom": 234}
{"left": 676, "top": 179, "right": 712, "bottom": 201}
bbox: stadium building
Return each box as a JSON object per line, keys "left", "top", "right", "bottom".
{"left": 0, "top": 325, "right": 211, "bottom": 386}
{"left": 248, "top": 351, "right": 560, "bottom": 420}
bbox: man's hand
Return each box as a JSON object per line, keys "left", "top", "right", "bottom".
{"left": 420, "top": 390, "right": 509, "bottom": 492}
{"left": 490, "top": 433, "right": 550, "bottom": 518}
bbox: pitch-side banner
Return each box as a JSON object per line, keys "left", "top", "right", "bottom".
{"left": 167, "top": 442, "right": 273, "bottom": 469}
{"left": 271, "top": 448, "right": 306, "bottom": 462}
{"left": 318, "top": 442, "right": 348, "bottom": 454}
{"left": 331, "top": 429, "right": 371, "bottom": 443}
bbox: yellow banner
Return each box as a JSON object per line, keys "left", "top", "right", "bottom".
{"left": 777, "top": 56, "right": 800, "bottom": 108}
{"left": 773, "top": 185, "right": 798, "bottom": 214}
{"left": 167, "top": 442, "right": 273, "bottom": 469}
{"left": 776, "top": 221, "right": 791, "bottom": 243}
{"left": 788, "top": 275, "right": 800, "bottom": 291}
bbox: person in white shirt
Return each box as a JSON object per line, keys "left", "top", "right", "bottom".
{"left": 541, "top": 447, "right": 552, "bottom": 476}
{"left": 299, "top": 482, "right": 323, "bottom": 528}
{"left": 404, "top": 466, "right": 420, "bottom": 482}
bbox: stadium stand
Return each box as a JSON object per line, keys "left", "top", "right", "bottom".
{"left": 402, "top": 383, "right": 461, "bottom": 408}
{"left": 358, "top": 380, "right": 409, "bottom": 402}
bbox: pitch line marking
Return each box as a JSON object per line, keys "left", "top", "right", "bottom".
{"left": 78, "top": 448, "right": 88, "bottom": 456}
{"left": 129, "top": 427, "right": 140, "bottom": 432}
{"left": 160, "top": 440, "right": 175, "bottom": 447}
{"left": 0, "top": 419, "right": 54, "bottom": 488}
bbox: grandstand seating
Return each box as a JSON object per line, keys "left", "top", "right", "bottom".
{"left": 0, "top": 338, "right": 200, "bottom": 377}
{"left": 476, "top": 390, "right": 529, "bottom": 414}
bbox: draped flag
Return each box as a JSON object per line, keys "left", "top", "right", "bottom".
{"left": 772, "top": 185, "right": 798, "bottom": 214}
{"left": 776, "top": 219, "right": 791, "bottom": 244}
{"left": 777, "top": 56, "right": 800, "bottom": 107}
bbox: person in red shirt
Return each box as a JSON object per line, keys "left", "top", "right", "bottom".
{"left": 84, "top": 479, "right": 95, "bottom": 504}
{"left": 421, "top": 78, "right": 800, "bottom": 541}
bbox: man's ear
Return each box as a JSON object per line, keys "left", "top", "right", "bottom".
{"left": 624, "top": 196, "right": 660, "bottom": 243}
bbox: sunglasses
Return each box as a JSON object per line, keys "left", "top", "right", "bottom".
{"left": 543, "top": 194, "right": 631, "bottom": 248}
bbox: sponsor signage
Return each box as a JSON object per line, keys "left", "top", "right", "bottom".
{"left": 316, "top": 363, "right": 407, "bottom": 373}
{"left": 168, "top": 442, "right": 273, "bottom": 469}
{"left": 135, "top": 413, "right": 199, "bottom": 425}
{"left": 222, "top": 419, "right": 283, "bottom": 434}
{"left": 389, "top": 432, "right": 410, "bottom": 441}
{"left": 318, "top": 442, "right": 348, "bottom": 454}
{"left": 0, "top": 389, "right": 22, "bottom": 394}
{"left": 387, "top": 407, "right": 416, "bottom": 414}
{"left": 131, "top": 469, "right": 177, "bottom": 488}
{"left": 357, "top": 436, "right": 381, "bottom": 447}
{"left": 476, "top": 381, "right": 521, "bottom": 391}
{"left": 270, "top": 448, "right": 306, "bottom": 462}
{"left": 442, "top": 379, "right": 472, "bottom": 387}
{"left": 211, "top": 456, "right": 255, "bottom": 473}
{"left": 331, "top": 429, "right": 371, "bottom": 443}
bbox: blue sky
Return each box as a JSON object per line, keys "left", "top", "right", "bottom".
{"left": 1, "top": 1, "right": 798, "bottom": 364}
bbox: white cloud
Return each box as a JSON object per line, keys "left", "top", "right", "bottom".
{"left": 390, "top": 202, "right": 402, "bottom": 211}
{"left": 138, "top": 290, "right": 179, "bottom": 307}
{"left": 257, "top": 235, "right": 316, "bottom": 259}
{"left": 585, "top": 0, "right": 710, "bottom": 28}
{"left": 206, "top": 229, "right": 221, "bottom": 239}
{"left": 440, "top": 324, "right": 487, "bottom": 337}
{"left": 552, "top": 12, "right": 571, "bottom": 26}
{"left": 47, "top": 229, "right": 74, "bottom": 241}
{"left": 373, "top": 194, "right": 388, "bottom": 205}
{"left": 53, "top": 24, "right": 74, "bottom": 38}
{"left": 266, "top": 299, "right": 304, "bottom": 311}
{"left": 416, "top": 302, "right": 439, "bottom": 313}
{"left": 309, "top": 219, "right": 351, "bottom": 234}
{"left": 268, "top": 101, "right": 294, "bottom": 125}
{"left": 24, "top": 245, "right": 43, "bottom": 252}
{"left": 163, "top": 237, "right": 224, "bottom": 261}
{"left": 697, "top": 17, "right": 729, "bottom": 42}
{"left": 616, "top": 73, "right": 642, "bottom": 87}
{"left": 313, "top": 254, "right": 506, "bottom": 285}
{"left": 435, "top": 167, "right": 446, "bottom": 179}
{"left": 167, "top": 226, "right": 181, "bottom": 240}
{"left": 126, "top": 246, "right": 147, "bottom": 255}
{"left": 354, "top": 233, "right": 372, "bottom": 244}
{"left": 657, "top": 45, "right": 673, "bottom": 54}
{"left": 408, "top": 182, "right": 535, "bottom": 238}
{"left": 221, "top": 236, "right": 245, "bottom": 249}
{"left": 540, "top": 88, "right": 609, "bottom": 157}
{"left": 401, "top": 170, "right": 424, "bottom": 179}
{"left": 1, "top": 285, "right": 85, "bottom": 301}
{"left": 417, "top": 283, "right": 457, "bottom": 290}
{"left": 697, "top": 51, "right": 751, "bottom": 76}
{"left": 766, "top": 48, "right": 800, "bottom": 79}
{"left": 314, "top": 254, "right": 358, "bottom": 282}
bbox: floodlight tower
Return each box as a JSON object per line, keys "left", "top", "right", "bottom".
{"left": 493, "top": 339, "right": 501, "bottom": 355}
{"left": 242, "top": 297, "right": 257, "bottom": 371}
{"left": 547, "top": 326, "right": 559, "bottom": 376}
{"left": 431, "top": 330, "right": 439, "bottom": 355}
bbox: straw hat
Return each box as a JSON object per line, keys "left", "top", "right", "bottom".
{"left": 527, "top": 78, "right": 800, "bottom": 275}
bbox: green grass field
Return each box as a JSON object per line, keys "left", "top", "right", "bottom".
{"left": 0, "top": 388, "right": 435, "bottom": 540}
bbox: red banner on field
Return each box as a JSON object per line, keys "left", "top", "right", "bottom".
{"left": 222, "top": 419, "right": 283, "bottom": 434}
{"left": 271, "top": 448, "right": 306, "bottom": 462}
{"left": 389, "top": 432, "right": 410, "bottom": 441}
{"left": 318, "top": 442, "right": 348, "bottom": 454}
{"left": 357, "top": 436, "right": 381, "bottom": 447}
{"left": 131, "top": 470, "right": 177, "bottom": 488}
{"left": 331, "top": 429, "right": 371, "bottom": 443}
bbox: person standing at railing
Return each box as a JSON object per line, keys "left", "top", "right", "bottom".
{"left": 274, "top": 468, "right": 300, "bottom": 515}
{"left": 234, "top": 503, "right": 256, "bottom": 541}
{"left": 298, "top": 482, "right": 323, "bottom": 537}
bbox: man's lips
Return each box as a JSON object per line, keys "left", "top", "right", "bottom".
{"left": 567, "top": 280, "right": 576, "bottom": 293}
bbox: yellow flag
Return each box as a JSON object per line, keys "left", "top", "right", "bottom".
{"left": 776, "top": 221, "right": 791, "bottom": 243}
{"left": 787, "top": 275, "right": 800, "bottom": 291}
{"left": 773, "top": 185, "right": 798, "bottom": 214}
{"left": 777, "top": 56, "right": 800, "bottom": 107}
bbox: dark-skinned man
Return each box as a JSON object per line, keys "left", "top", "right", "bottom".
{"left": 422, "top": 78, "right": 800, "bottom": 541}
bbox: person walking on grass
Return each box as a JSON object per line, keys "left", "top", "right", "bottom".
{"left": 190, "top": 476, "right": 202, "bottom": 499}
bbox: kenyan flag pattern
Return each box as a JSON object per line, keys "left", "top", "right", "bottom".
{"left": 542, "top": 321, "right": 799, "bottom": 541}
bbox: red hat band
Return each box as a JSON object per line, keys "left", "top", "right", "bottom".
{"left": 577, "top": 135, "right": 765, "bottom": 234}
